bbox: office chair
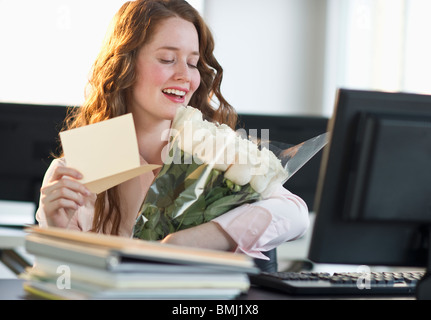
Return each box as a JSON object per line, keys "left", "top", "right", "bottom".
{"left": 254, "top": 248, "right": 278, "bottom": 273}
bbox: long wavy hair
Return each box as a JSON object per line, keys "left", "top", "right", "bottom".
{"left": 62, "top": 0, "right": 237, "bottom": 235}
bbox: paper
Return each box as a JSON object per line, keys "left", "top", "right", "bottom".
{"left": 60, "top": 113, "right": 160, "bottom": 194}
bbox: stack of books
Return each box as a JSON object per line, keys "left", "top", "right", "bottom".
{"left": 21, "top": 226, "right": 259, "bottom": 300}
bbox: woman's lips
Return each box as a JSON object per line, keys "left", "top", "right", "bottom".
{"left": 162, "top": 87, "right": 188, "bottom": 104}
{"left": 163, "top": 92, "right": 186, "bottom": 103}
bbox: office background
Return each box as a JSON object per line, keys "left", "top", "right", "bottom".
{"left": 1, "top": 0, "right": 430, "bottom": 115}
{"left": 1, "top": 0, "right": 430, "bottom": 278}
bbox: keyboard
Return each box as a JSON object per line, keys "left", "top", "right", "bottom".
{"left": 249, "top": 271, "right": 425, "bottom": 296}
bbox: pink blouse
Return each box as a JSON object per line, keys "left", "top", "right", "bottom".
{"left": 36, "top": 158, "right": 309, "bottom": 260}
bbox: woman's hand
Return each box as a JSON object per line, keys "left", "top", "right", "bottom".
{"left": 39, "top": 166, "right": 92, "bottom": 228}
{"left": 161, "top": 222, "right": 237, "bottom": 252}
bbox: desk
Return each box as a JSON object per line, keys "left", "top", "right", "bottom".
{"left": 0, "top": 227, "right": 31, "bottom": 275}
{"left": 0, "top": 279, "right": 414, "bottom": 301}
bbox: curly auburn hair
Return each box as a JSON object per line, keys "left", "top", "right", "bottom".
{"left": 62, "top": 0, "right": 237, "bottom": 235}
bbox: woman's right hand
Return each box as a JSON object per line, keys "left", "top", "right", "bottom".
{"left": 39, "top": 166, "right": 92, "bottom": 228}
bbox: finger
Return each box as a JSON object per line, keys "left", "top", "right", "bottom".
{"left": 58, "top": 177, "right": 91, "bottom": 197}
{"left": 41, "top": 193, "right": 81, "bottom": 220}
{"left": 41, "top": 179, "right": 90, "bottom": 208}
{"left": 50, "top": 198, "right": 81, "bottom": 212}
{"left": 41, "top": 187, "right": 83, "bottom": 210}
{"left": 43, "top": 175, "right": 91, "bottom": 197}
{"left": 56, "top": 186, "right": 86, "bottom": 206}
{"left": 51, "top": 166, "right": 84, "bottom": 181}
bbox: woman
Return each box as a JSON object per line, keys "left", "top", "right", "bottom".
{"left": 36, "top": 0, "right": 309, "bottom": 261}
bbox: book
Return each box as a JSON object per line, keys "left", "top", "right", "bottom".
{"left": 26, "top": 256, "right": 250, "bottom": 290}
{"left": 23, "top": 280, "right": 242, "bottom": 300}
{"left": 24, "top": 226, "right": 259, "bottom": 274}
{"left": 22, "top": 226, "right": 257, "bottom": 300}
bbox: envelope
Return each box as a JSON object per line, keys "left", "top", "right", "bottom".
{"left": 59, "top": 113, "right": 160, "bottom": 194}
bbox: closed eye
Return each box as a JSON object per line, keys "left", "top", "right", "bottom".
{"left": 160, "top": 59, "right": 174, "bottom": 64}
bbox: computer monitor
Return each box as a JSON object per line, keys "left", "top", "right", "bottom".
{"left": 0, "top": 102, "right": 71, "bottom": 224}
{"left": 237, "top": 113, "right": 329, "bottom": 209}
{"left": 308, "top": 89, "right": 431, "bottom": 298}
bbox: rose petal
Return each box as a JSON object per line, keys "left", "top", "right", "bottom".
{"left": 224, "top": 163, "right": 252, "bottom": 186}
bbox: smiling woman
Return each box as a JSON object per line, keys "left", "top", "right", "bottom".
{"left": 37, "top": 0, "right": 238, "bottom": 236}
{"left": 34, "top": 0, "right": 309, "bottom": 264}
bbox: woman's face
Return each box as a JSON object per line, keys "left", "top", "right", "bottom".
{"left": 130, "top": 17, "right": 201, "bottom": 123}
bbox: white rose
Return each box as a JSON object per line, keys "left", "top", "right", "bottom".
{"left": 173, "top": 107, "right": 217, "bottom": 162}
{"left": 172, "top": 106, "right": 203, "bottom": 158}
{"left": 190, "top": 119, "right": 219, "bottom": 165}
{"left": 172, "top": 106, "right": 202, "bottom": 130}
{"left": 249, "top": 148, "right": 275, "bottom": 193}
{"left": 212, "top": 125, "right": 238, "bottom": 171}
{"left": 223, "top": 136, "right": 254, "bottom": 186}
{"left": 261, "top": 151, "right": 289, "bottom": 198}
{"left": 250, "top": 174, "right": 273, "bottom": 193}
{"left": 189, "top": 120, "right": 238, "bottom": 171}
{"left": 224, "top": 163, "right": 252, "bottom": 186}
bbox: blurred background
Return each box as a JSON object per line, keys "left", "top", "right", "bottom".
{"left": 1, "top": 0, "right": 430, "bottom": 117}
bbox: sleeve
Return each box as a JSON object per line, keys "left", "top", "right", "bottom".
{"left": 35, "top": 158, "right": 94, "bottom": 232}
{"left": 212, "top": 185, "right": 310, "bottom": 260}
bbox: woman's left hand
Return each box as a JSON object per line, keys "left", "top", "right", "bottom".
{"left": 160, "top": 222, "right": 236, "bottom": 251}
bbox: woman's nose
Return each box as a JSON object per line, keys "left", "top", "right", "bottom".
{"left": 174, "top": 61, "right": 191, "bottom": 82}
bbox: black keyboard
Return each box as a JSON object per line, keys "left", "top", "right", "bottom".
{"left": 249, "top": 271, "right": 425, "bottom": 296}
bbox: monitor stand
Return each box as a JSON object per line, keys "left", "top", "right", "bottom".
{"left": 416, "top": 226, "right": 431, "bottom": 300}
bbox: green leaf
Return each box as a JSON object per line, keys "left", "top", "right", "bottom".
{"left": 204, "top": 186, "right": 230, "bottom": 206}
{"left": 174, "top": 195, "right": 206, "bottom": 229}
{"left": 204, "top": 191, "right": 261, "bottom": 221}
{"left": 153, "top": 174, "right": 176, "bottom": 207}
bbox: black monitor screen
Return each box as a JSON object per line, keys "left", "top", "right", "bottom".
{"left": 0, "top": 103, "right": 70, "bottom": 208}
{"left": 309, "top": 89, "right": 431, "bottom": 269}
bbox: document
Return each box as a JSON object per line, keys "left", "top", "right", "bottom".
{"left": 59, "top": 113, "right": 160, "bottom": 194}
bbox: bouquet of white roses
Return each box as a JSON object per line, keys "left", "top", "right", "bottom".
{"left": 133, "top": 106, "right": 325, "bottom": 241}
